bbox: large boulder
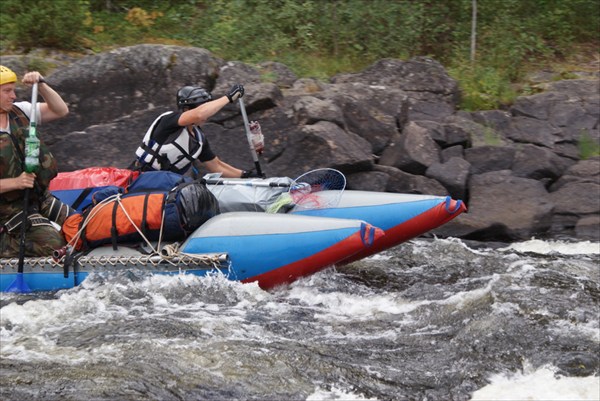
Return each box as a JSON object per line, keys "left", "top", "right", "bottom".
{"left": 425, "top": 157, "right": 471, "bottom": 201}
{"left": 547, "top": 157, "right": 600, "bottom": 239}
{"left": 379, "top": 121, "right": 441, "bottom": 174}
{"left": 43, "top": 45, "right": 223, "bottom": 143}
{"left": 375, "top": 165, "right": 448, "bottom": 195}
{"left": 464, "top": 146, "right": 515, "bottom": 175}
{"left": 267, "top": 121, "right": 374, "bottom": 177}
{"left": 437, "top": 171, "right": 555, "bottom": 240}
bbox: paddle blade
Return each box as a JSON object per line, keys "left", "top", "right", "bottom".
{"left": 5, "top": 273, "right": 32, "bottom": 293}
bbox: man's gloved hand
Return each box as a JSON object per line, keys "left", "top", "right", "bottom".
{"left": 241, "top": 169, "right": 265, "bottom": 178}
{"left": 226, "top": 84, "right": 244, "bottom": 103}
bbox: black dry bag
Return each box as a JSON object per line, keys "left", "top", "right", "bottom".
{"left": 169, "top": 180, "right": 220, "bottom": 233}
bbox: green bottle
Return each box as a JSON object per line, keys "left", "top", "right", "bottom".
{"left": 24, "top": 82, "right": 40, "bottom": 174}
{"left": 24, "top": 123, "right": 40, "bottom": 173}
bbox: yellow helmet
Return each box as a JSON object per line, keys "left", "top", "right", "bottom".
{"left": 0, "top": 65, "right": 17, "bottom": 85}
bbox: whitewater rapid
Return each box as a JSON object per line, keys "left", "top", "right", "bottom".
{"left": 1, "top": 237, "right": 598, "bottom": 400}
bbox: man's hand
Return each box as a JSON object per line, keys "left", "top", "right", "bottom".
{"left": 17, "top": 172, "right": 36, "bottom": 189}
{"left": 226, "top": 84, "right": 244, "bottom": 103}
{"left": 241, "top": 169, "right": 264, "bottom": 178}
{"left": 21, "top": 71, "right": 45, "bottom": 85}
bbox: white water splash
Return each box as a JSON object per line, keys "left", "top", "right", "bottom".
{"left": 287, "top": 285, "right": 421, "bottom": 319}
{"left": 307, "top": 385, "right": 378, "bottom": 400}
{"left": 0, "top": 273, "right": 269, "bottom": 364}
{"left": 500, "top": 239, "right": 600, "bottom": 255}
{"left": 470, "top": 364, "right": 600, "bottom": 401}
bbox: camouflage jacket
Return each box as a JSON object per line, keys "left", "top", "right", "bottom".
{"left": 0, "top": 105, "right": 58, "bottom": 223}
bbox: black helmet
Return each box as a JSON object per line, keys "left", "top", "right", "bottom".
{"left": 176, "top": 86, "right": 212, "bottom": 110}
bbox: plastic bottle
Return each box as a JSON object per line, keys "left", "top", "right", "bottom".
{"left": 249, "top": 121, "right": 264, "bottom": 154}
{"left": 24, "top": 124, "right": 40, "bottom": 173}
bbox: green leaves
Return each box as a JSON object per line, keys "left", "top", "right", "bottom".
{"left": 2, "top": 0, "right": 89, "bottom": 51}
{"left": 3, "top": 0, "right": 597, "bottom": 113}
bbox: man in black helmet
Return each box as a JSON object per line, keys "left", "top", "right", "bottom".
{"left": 130, "top": 84, "right": 259, "bottom": 178}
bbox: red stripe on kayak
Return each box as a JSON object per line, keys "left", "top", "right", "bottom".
{"left": 340, "top": 198, "right": 467, "bottom": 264}
{"left": 243, "top": 223, "right": 385, "bottom": 289}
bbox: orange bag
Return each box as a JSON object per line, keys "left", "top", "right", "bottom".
{"left": 62, "top": 192, "right": 184, "bottom": 251}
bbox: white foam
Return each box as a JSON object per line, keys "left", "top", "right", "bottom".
{"left": 0, "top": 273, "right": 269, "bottom": 363}
{"left": 470, "top": 365, "right": 600, "bottom": 401}
{"left": 366, "top": 252, "right": 393, "bottom": 261}
{"left": 307, "top": 385, "right": 378, "bottom": 400}
{"left": 287, "top": 285, "right": 421, "bottom": 319}
{"left": 500, "top": 239, "right": 600, "bottom": 255}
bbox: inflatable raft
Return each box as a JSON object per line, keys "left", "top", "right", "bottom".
{"left": 0, "top": 168, "right": 466, "bottom": 292}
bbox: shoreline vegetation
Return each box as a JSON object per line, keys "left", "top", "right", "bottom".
{"left": 1, "top": 0, "right": 598, "bottom": 113}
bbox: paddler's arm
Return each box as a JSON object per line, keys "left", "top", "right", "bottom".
{"left": 0, "top": 172, "right": 36, "bottom": 194}
{"left": 21, "top": 71, "right": 69, "bottom": 123}
{"left": 177, "top": 84, "right": 244, "bottom": 127}
{"left": 201, "top": 157, "right": 244, "bottom": 179}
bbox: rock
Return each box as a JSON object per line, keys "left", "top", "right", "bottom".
{"left": 285, "top": 78, "right": 326, "bottom": 96}
{"left": 257, "top": 61, "right": 298, "bottom": 88}
{"left": 51, "top": 107, "right": 168, "bottom": 171}
{"left": 506, "top": 116, "right": 560, "bottom": 148}
{"left": 512, "top": 144, "right": 571, "bottom": 182}
{"left": 441, "top": 145, "right": 464, "bottom": 162}
{"left": 440, "top": 171, "right": 555, "bottom": 240}
{"left": 317, "top": 82, "right": 407, "bottom": 154}
{"left": 346, "top": 171, "right": 389, "bottom": 191}
{"left": 556, "top": 352, "right": 599, "bottom": 377}
{"left": 464, "top": 146, "right": 515, "bottom": 175}
{"left": 331, "top": 57, "right": 459, "bottom": 105}
{"left": 425, "top": 157, "right": 471, "bottom": 201}
{"left": 379, "top": 121, "right": 441, "bottom": 174}
{"left": 511, "top": 91, "right": 568, "bottom": 120}
{"left": 214, "top": 82, "right": 283, "bottom": 122}
{"left": 470, "top": 110, "right": 513, "bottom": 135}
{"left": 375, "top": 165, "right": 448, "bottom": 195}
{"left": 550, "top": 181, "right": 600, "bottom": 215}
{"left": 407, "top": 100, "right": 455, "bottom": 122}
{"left": 443, "top": 115, "right": 508, "bottom": 148}
{"left": 575, "top": 215, "right": 600, "bottom": 241}
{"left": 292, "top": 96, "right": 344, "bottom": 128}
{"left": 440, "top": 121, "right": 473, "bottom": 148}
{"left": 267, "top": 121, "right": 374, "bottom": 177}
{"left": 46, "top": 44, "right": 223, "bottom": 140}
{"left": 550, "top": 157, "right": 600, "bottom": 191}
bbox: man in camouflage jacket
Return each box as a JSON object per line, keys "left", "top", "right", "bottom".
{"left": 0, "top": 65, "right": 72, "bottom": 257}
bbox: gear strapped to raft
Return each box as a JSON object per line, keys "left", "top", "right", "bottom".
{"left": 62, "top": 177, "right": 220, "bottom": 252}
{"left": 54, "top": 172, "right": 220, "bottom": 277}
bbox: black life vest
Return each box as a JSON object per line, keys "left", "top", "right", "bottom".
{"left": 134, "top": 111, "right": 204, "bottom": 174}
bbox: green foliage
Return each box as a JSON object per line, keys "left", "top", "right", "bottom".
{"left": 1, "top": 0, "right": 598, "bottom": 111}
{"left": 0, "top": 0, "right": 89, "bottom": 51}
{"left": 579, "top": 130, "right": 600, "bottom": 160}
{"left": 449, "top": 63, "right": 517, "bottom": 111}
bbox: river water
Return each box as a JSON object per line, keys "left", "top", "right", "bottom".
{"left": 1, "top": 237, "right": 598, "bottom": 401}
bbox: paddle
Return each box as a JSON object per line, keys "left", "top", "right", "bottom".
{"left": 6, "top": 82, "right": 39, "bottom": 293}
{"left": 238, "top": 97, "right": 264, "bottom": 178}
{"left": 203, "top": 168, "right": 345, "bottom": 190}
{"left": 203, "top": 178, "right": 292, "bottom": 188}
{"left": 203, "top": 168, "right": 347, "bottom": 213}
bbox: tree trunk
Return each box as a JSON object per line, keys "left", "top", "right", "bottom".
{"left": 471, "top": 0, "right": 477, "bottom": 64}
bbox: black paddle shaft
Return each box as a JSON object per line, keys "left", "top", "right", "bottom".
{"left": 17, "top": 188, "right": 29, "bottom": 273}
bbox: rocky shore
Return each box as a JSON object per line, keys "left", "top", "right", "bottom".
{"left": 2, "top": 44, "right": 599, "bottom": 241}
